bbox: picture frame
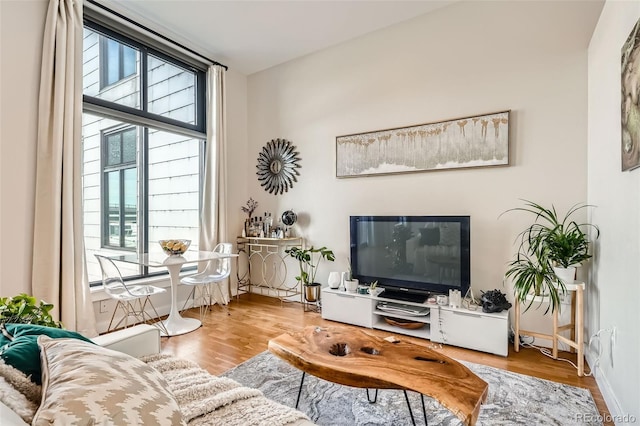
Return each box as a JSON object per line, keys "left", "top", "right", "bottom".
{"left": 336, "top": 110, "right": 510, "bottom": 178}
{"left": 622, "top": 18, "right": 640, "bottom": 171}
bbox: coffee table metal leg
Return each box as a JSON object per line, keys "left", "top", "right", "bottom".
{"left": 366, "top": 389, "right": 378, "bottom": 403}
{"left": 295, "top": 372, "right": 306, "bottom": 409}
{"left": 420, "top": 394, "right": 427, "bottom": 425}
{"left": 403, "top": 391, "right": 428, "bottom": 426}
{"left": 403, "top": 390, "right": 416, "bottom": 425}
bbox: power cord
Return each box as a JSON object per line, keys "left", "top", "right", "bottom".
{"left": 518, "top": 328, "right": 614, "bottom": 377}
{"left": 521, "top": 339, "right": 593, "bottom": 376}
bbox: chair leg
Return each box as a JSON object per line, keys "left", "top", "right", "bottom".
{"left": 180, "top": 286, "right": 197, "bottom": 313}
{"left": 211, "top": 282, "right": 231, "bottom": 316}
{"left": 140, "top": 296, "right": 169, "bottom": 336}
{"left": 198, "top": 285, "right": 210, "bottom": 321}
{"left": 107, "top": 300, "right": 126, "bottom": 332}
{"left": 132, "top": 299, "right": 147, "bottom": 324}
{"left": 111, "top": 300, "right": 138, "bottom": 331}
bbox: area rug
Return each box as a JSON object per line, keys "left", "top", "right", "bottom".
{"left": 222, "top": 351, "right": 603, "bottom": 426}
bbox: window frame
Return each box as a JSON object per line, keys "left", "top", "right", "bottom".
{"left": 84, "top": 20, "right": 207, "bottom": 136}
{"left": 101, "top": 126, "right": 138, "bottom": 250}
{"left": 83, "top": 16, "right": 207, "bottom": 285}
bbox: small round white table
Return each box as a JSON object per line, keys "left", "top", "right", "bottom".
{"left": 110, "top": 250, "right": 238, "bottom": 336}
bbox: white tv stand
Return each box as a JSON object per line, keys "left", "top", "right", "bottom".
{"left": 321, "top": 287, "right": 508, "bottom": 356}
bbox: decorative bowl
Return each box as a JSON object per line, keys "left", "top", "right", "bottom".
{"left": 383, "top": 316, "right": 425, "bottom": 330}
{"left": 159, "top": 239, "right": 191, "bottom": 256}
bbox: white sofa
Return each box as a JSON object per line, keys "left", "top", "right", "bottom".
{"left": 0, "top": 324, "right": 313, "bottom": 426}
{"left": 0, "top": 324, "right": 161, "bottom": 426}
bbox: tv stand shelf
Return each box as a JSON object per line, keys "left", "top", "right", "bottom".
{"left": 321, "top": 287, "right": 508, "bottom": 356}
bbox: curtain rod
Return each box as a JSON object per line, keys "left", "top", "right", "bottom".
{"left": 85, "top": 0, "right": 228, "bottom": 71}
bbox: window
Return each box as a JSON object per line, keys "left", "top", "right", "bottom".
{"left": 102, "top": 127, "right": 137, "bottom": 249}
{"left": 100, "top": 37, "right": 137, "bottom": 88}
{"left": 82, "top": 17, "right": 207, "bottom": 284}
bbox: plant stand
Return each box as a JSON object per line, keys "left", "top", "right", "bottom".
{"left": 303, "top": 284, "right": 321, "bottom": 313}
{"left": 513, "top": 281, "right": 585, "bottom": 376}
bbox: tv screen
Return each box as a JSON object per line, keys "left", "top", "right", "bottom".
{"left": 350, "top": 216, "right": 470, "bottom": 302}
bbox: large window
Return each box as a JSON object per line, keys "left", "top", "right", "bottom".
{"left": 82, "top": 18, "right": 207, "bottom": 283}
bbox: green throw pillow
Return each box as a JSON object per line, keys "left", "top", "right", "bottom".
{"left": 0, "top": 324, "right": 94, "bottom": 384}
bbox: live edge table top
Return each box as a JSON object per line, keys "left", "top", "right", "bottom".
{"left": 268, "top": 326, "right": 488, "bottom": 426}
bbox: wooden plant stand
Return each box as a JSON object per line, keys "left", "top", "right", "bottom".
{"left": 513, "top": 281, "right": 585, "bottom": 376}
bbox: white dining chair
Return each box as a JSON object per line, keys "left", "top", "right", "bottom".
{"left": 180, "top": 242, "right": 232, "bottom": 320}
{"left": 95, "top": 255, "right": 168, "bottom": 335}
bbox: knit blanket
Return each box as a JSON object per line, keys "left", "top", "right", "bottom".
{"left": 142, "top": 354, "right": 310, "bottom": 426}
{"left": 0, "top": 355, "right": 309, "bottom": 426}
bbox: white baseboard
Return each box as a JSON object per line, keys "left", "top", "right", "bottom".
{"left": 585, "top": 351, "right": 623, "bottom": 421}
{"left": 95, "top": 297, "right": 224, "bottom": 334}
{"left": 95, "top": 300, "right": 171, "bottom": 334}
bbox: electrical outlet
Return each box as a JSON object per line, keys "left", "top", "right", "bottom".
{"left": 100, "top": 300, "right": 108, "bottom": 313}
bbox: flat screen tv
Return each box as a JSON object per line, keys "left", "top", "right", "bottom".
{"left": 350, "top": 216, "right": 470, "bottom": 303}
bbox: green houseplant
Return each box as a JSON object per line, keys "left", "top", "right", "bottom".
{"left": 502, "top": 200, "right": 599, "bottom": 313}
{"left": 0, "top": 293, "right": 62, "bottom": 328}
{"left": 343, "top": 257, "right": 359, "bottom": 292}
{"left": 504, "top": 253, "right": 560, "bottom": 314}
{"left": 285, "top": 246, "right": 335, "bottom": 302}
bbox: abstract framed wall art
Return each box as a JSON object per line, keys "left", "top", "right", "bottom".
{"left": 622, "top": 18, "right": 640, "bottom": 171}
{"left": 336, "top": 110, "right": 510, "bottom": 178}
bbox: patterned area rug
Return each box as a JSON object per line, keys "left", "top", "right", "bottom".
{"left": 222, "top": 351, "right": 603, "bottom": 426}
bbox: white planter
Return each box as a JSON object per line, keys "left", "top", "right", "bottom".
{"left": 344, "top": 279, "right": 359, "bottom": 293}
{"left": 553, "top": 266, "right": 577, "bottom": 285}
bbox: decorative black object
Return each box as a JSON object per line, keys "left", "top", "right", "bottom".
{"left": 281, "top": 210, "right": 297, "bottom": 227}
{"left": 256, "top": 139, "right": 301, "bottom": 194}
{"left": 480, "top": 289, "right": 512, "bottom": 313}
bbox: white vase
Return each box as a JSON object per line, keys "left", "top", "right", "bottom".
{"left": 553, "top": 266, "right": 577, "bottom": 285}
{"left": 328, "top": 272, "right": 341, "bottom": 289}
{"left": 344, "top": 279, "right": 359, "bottom": 293}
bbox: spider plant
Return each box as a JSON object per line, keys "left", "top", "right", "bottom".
{"left": 507, "top": 200, "right": 599, "bottom": 269}
{"left": 501, "top": 200, "right": 599, "bottom": 313}
{"left": 504, "top": 252, "right": 563, "bottom": 314}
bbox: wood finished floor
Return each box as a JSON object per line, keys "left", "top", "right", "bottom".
{"left": 161, "top": 293, "right": 612, "bottom": 425}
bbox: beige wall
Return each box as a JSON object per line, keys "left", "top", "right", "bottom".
{"left": 0, "top": 0, "right": 47, "bottom": 296}
{"left": 247, "top": 1, "right": 601, "bottom": 336}
{"left": 588, "top": 0, "right": 640, "bottom": 419}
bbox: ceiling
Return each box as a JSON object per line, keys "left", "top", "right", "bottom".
{"left": 108, "top": 1, "right": 456, "bottom": 75}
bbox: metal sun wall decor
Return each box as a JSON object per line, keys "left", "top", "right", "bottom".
{"left": 622, "top": 18, "right": 640, "bottom": 171}
{"left": 256, "top": 138, "right": 301, "bottom": 194}
{"left": 336, "top": 110, "right": 510, "bottom": 178}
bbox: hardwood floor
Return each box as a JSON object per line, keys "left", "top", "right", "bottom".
{"left": 161, "top": 293, "right": 612, "bottom": 425}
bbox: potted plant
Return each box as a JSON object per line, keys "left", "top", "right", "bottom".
{"left": 504, "top": 253, "right": 559, "bottom": 314}
{"left": 343, "top": 258, "right": 359, "bottom": 292}
{"left": 502, "top": 200, "right": 599, "bottom": 313}
{"left": 285, "top": 246, "right": 335, "bottom": 302}
{"left": 0, "top": 293, "right": 62, "bottom": 328}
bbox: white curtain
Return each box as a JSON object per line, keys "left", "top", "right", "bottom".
{"left": 32, "top": 0, "right": 97, "bottom": 336}
{"left": 200, "top": 65, "right": 228, "bottom": 283}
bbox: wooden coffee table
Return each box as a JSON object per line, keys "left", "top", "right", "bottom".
{"left": 268, "top": 326, "right": 488, "bottom": 426}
